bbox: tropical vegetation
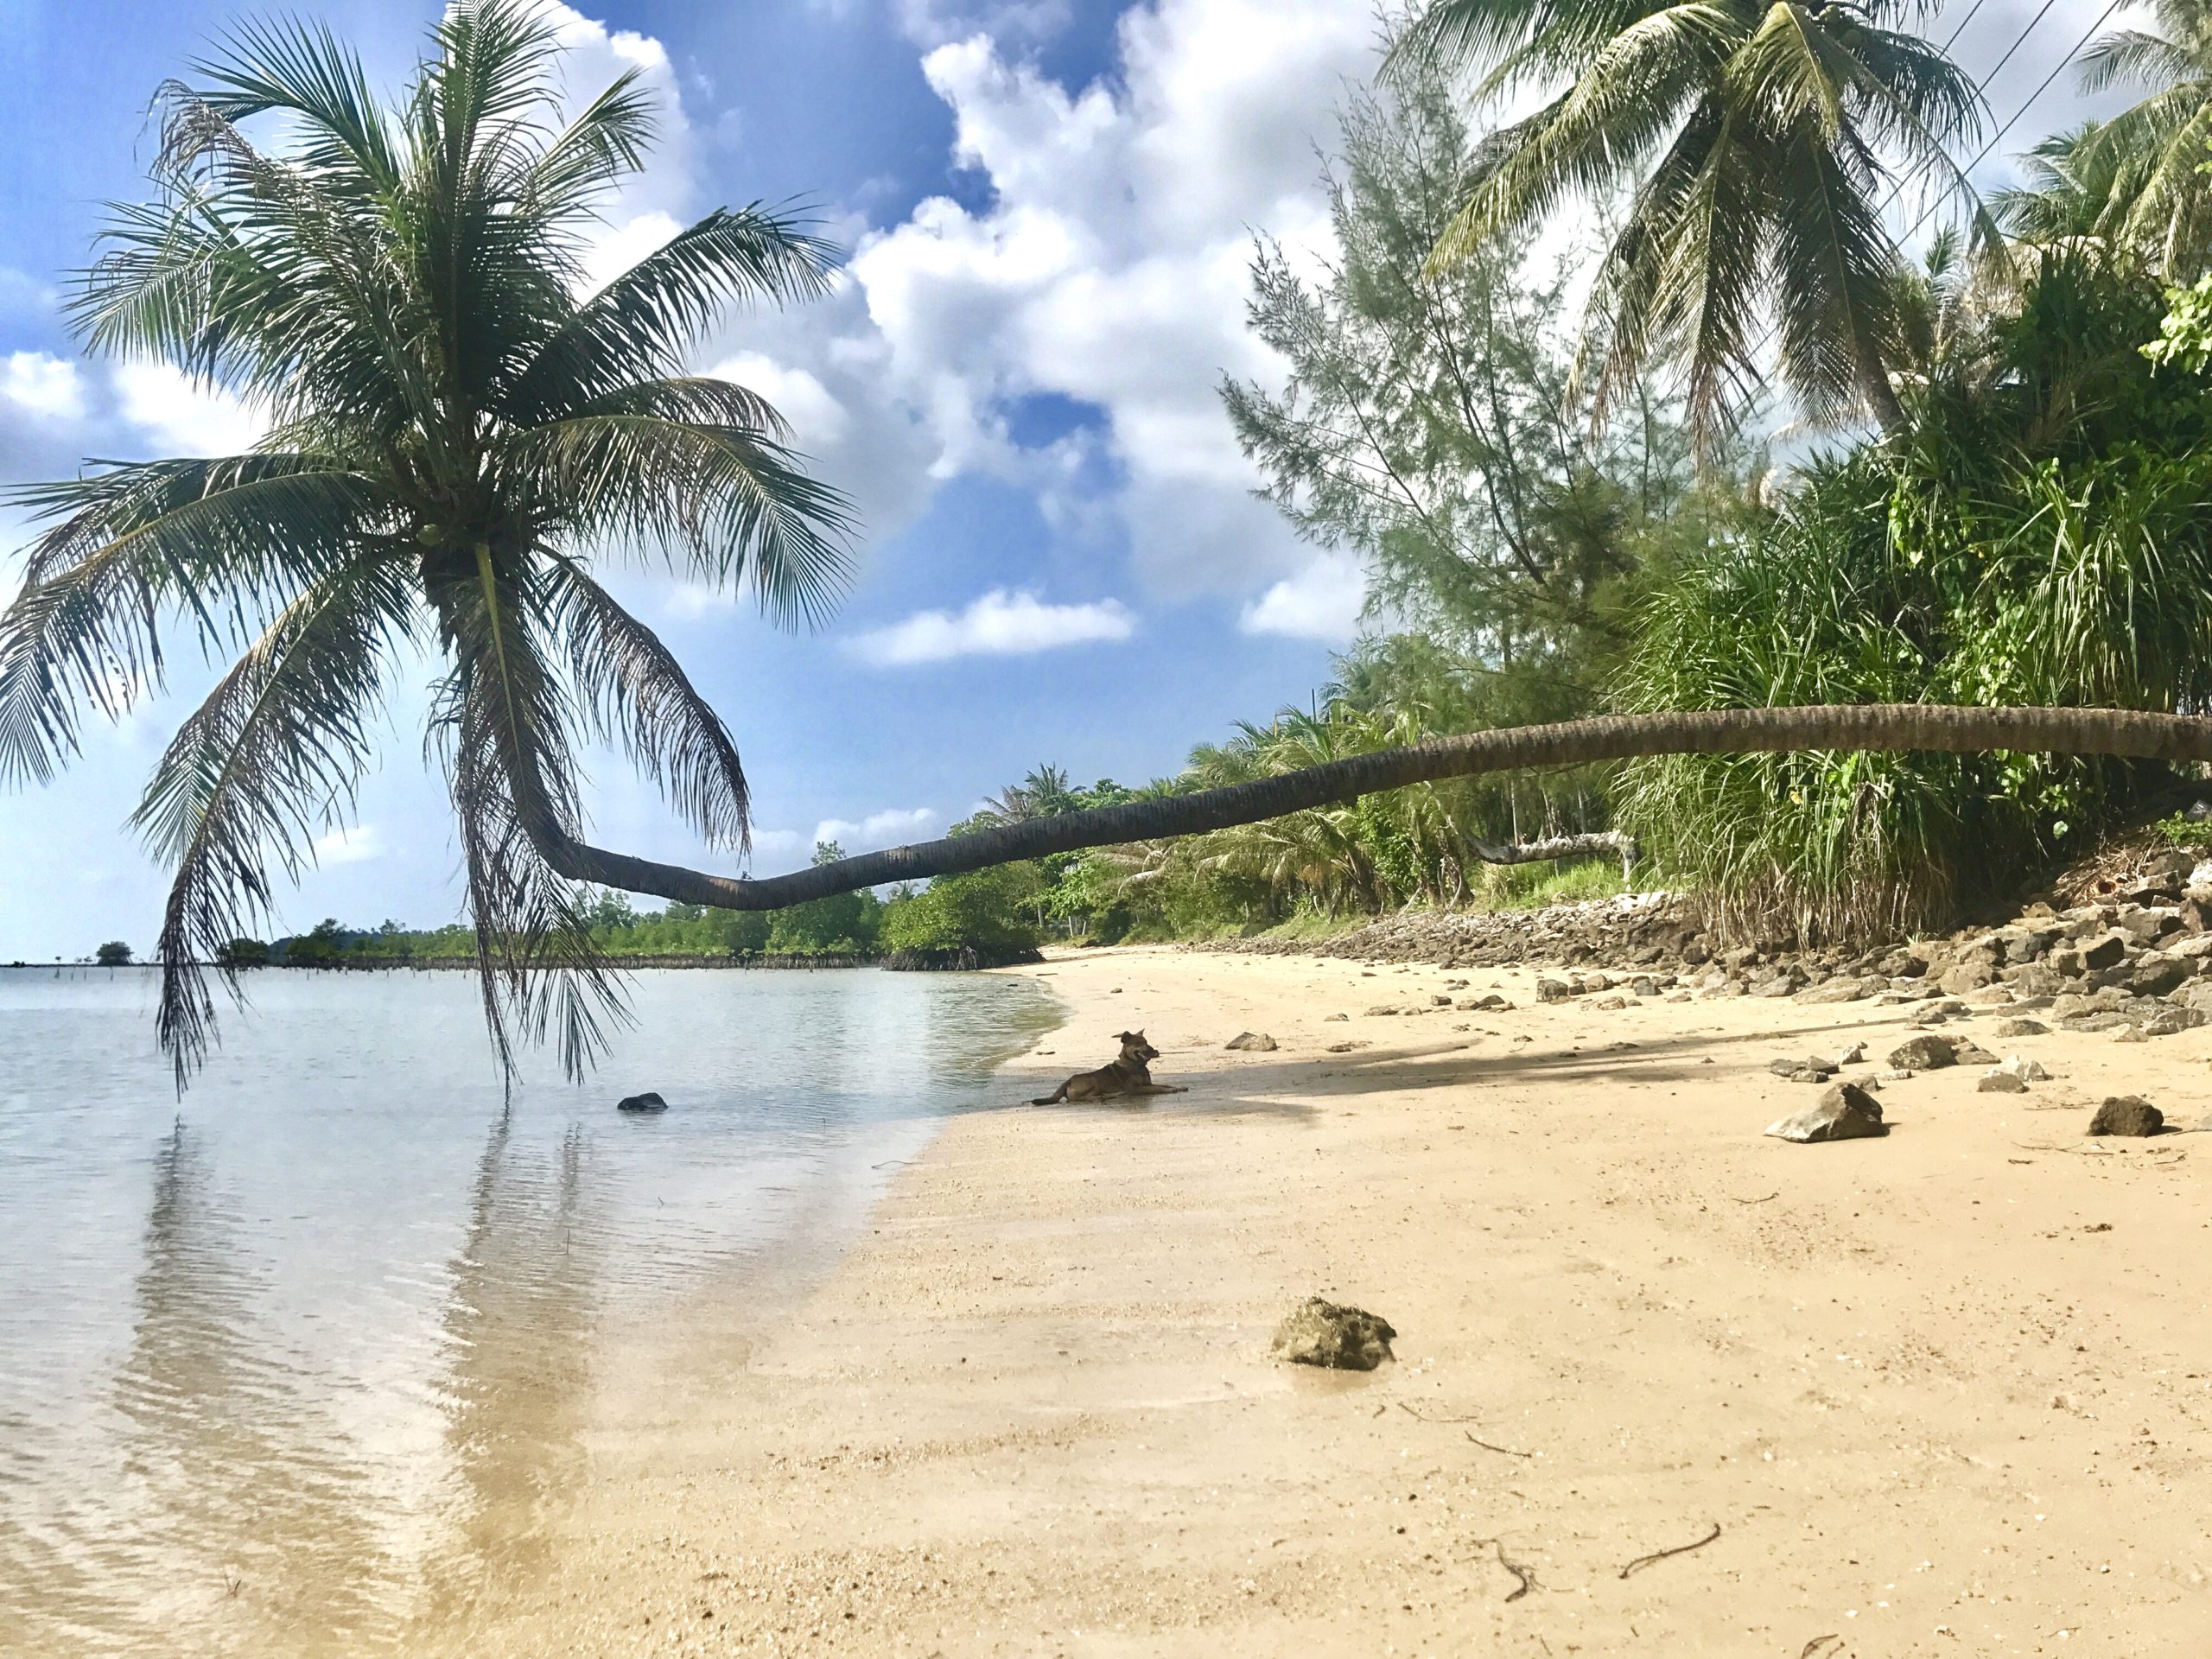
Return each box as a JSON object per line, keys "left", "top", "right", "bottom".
{"left": 12, "top": 0, "right": 2212, "bottom": 1079}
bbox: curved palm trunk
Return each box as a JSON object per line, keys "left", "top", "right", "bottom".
{"left": 524, "top": 704, "right": 2212, "bottom": 912}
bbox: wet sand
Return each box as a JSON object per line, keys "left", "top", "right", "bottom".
{"left": 438, "top": 944, "right": 2212, "bottom": 1657}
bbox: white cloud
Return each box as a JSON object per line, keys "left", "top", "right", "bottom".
{"left": 112, "top": 362, "right": 268, "bottom": 456}
{"left": 2, "top": 352, "right": 85, "bottom": 421}
{"left": 312, "top": 823, "right": 383, "bottom": 865}
{"left": 747, "top": 808, "right": 944, "bottom": 861}
{"left": 580, "top": 208, "right": 683, "bottom": 293}
{"left": 843, "top": 0, "right": 1375, "bottom": 597}
{"left": 845, "top": 587, "right": 1134, "bottom": 664}
{"left": 704, "top": 350, "right": 851, "bottom": 448}
{"left": 1239, "top": 553, "right": 1366, "bottom": 642}
{"left": 815, "top": 806, "right": 943, "bottom": 848}
{"left": 747, "top": 827, "right": 809, "bottom": 859}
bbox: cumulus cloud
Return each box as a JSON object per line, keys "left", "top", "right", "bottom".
{"left": 843, "top": 0, "right": 1376, "bottom": 601}
{"left": 814, "top": 806, "right": 942, "bottom": 847}
{"left": 312, "top": 823, "right": 383, "bottom": 865}
{"left": 893, "top": 0, "right": 1073, "bottom": 48}
{"left": 112, "top": 363, "right": 269, "bottom": 456}
{"left": 1238, "top": 553, "right": 1367, "bottom": 642}
{"left": 845, "top": 587, "right": 1134, "bottom": 664}
{"left": 746, "top": 807, "right": 944, "bottom": 861}
{"left": 2, "top": 352, "right": 85, "bottom": 421}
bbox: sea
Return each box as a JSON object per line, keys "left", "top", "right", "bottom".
{"left": 0, "top": 963, "right": 1060, "bottom": 1656}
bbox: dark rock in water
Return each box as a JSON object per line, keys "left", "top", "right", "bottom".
{"left": 1765, "top": 1082, "right": 1886, "bottom": 1143}
{"left": 1225, "top": 1031, "right": 1279, "bottom": 1052}
{"left": 2089, "top": 1096, "right": 2163, "bottom": 1137}
{"left": 1886, "top": 1033, "right": 1957, "bottom": 1071}
{"left": 617, "top": 1091, "right": 668, "bottom": 1114}
{"left": 1271, "top": 1298, "right": 1396, "bottom": 1370}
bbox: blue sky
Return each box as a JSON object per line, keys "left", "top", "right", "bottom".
{"left": 0, "top": 0, "right": 2146, "bottom": 958}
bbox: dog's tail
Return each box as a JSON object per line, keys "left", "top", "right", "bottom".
{"left": 1029, "top": 1082, "right": 1068, "bottom": 1105}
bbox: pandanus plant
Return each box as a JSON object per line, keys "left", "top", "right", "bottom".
{"left": 7, "top": 1, "right": 2211, "bottom": 1089}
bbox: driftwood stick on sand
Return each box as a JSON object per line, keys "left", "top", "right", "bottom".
{"left": 1618, "top": 1521, "right": 1723, "bottom": 1580}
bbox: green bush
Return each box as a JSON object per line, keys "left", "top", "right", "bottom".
{"left": 880, "top": 865, "right": 1045, "bottom": 956}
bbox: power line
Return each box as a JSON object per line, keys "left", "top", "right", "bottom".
{"left": 1894, "top": 0, "right": 2130, "bottom": 248}
{"left": 1875, "top": 0, "right": 2069, "bottom": 226}
{"left": 1750, "top": 0, "right": 2104, "bottom": 365}
{"left": 1964, "top": 0, "right": 2067, "bottom": 96}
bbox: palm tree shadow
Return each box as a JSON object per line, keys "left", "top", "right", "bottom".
{"left": 1159, "top": 1012, "right": 1923, "bottom": 1106}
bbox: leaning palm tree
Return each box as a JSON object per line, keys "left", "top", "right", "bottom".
{"left": 0, "top": 2, "right": 852, "bottom": 1081}
{"left": 11, "top": 6, "right": 2212, "bottom": 1090}
{"left": 2072, "top": 1, "right": 2212, "bottom": 277}
{"left": 1387, "top": 0, "right": 2002, "bottom": 449}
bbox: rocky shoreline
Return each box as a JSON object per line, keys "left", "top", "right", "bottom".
{"left": 1217, "top": 848, "right": 2212, "bottom": 1045}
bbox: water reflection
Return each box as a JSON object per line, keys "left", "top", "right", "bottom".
{"left": 0, "top": 967, "right": 1058, "bottom": 1656}
{"left": 417, "top": 1116, "right": 596, "bottom": 1627}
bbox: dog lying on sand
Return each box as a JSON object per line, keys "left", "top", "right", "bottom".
{"left": 1030, "top": 1030, "right": 1190, "bottom": 1104}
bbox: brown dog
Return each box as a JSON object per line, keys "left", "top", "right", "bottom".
{"left": 1029, "top": 1030, "right": 1189, "bottom": 1104}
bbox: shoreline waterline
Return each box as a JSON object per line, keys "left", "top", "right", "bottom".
{"left": 0, "top": 965, "right": 1063, "bottom": 1657}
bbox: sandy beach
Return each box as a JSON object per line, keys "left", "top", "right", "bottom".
{"left": 439, "top": 944, "right": 2212, "bottom": 1657}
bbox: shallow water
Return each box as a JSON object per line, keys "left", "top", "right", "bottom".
{"left": 0, "top": 964, "right": 1058, "bottom": 1656}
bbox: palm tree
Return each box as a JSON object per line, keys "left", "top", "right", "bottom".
{"left": 2072, "top": 2, "right": 2212, "bottom": 276}
{"left": 1386, "top": 0, "right": 2000, "bottom": 450}
{"left": 1992, "top": 122, "right": 2136, "bottom": 250}
{"left": 0, "top": 2, "right": 851, "bottom": 1082}
{"left": 10, "top": 8, "right": 2209, "bottom": 1088}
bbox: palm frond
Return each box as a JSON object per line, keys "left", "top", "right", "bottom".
{"left": 545, "top": 558, "right": 752, "bottom": 851}
{"left": 505, "top": 412, "right": 853, "bottom": 625}
{"left": 500, "top": 205, "right": 840, "bottom": 420}
{"left": 2078, "top": 26, "right": 2197, "bottom": 94}
{"left": 429, "top": 548, "right": 626, "bottom": 1082}
{"left": 1428, "top": 3, "right": 1733, "bottom": 268}
{"left": 1770, "top": 129, "right": 1903, "bottom": 429}
{"left": 517, "top": 69, "right": 661, "bottom": 219}
{"left": 135, "top": 556, "right": 417, "bottom": 1084}
{"left": 0, "top": 461, "right": 391, "bottom": 783}
{"left": 188, "top": 14, "right": 404, "bottom": 189}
